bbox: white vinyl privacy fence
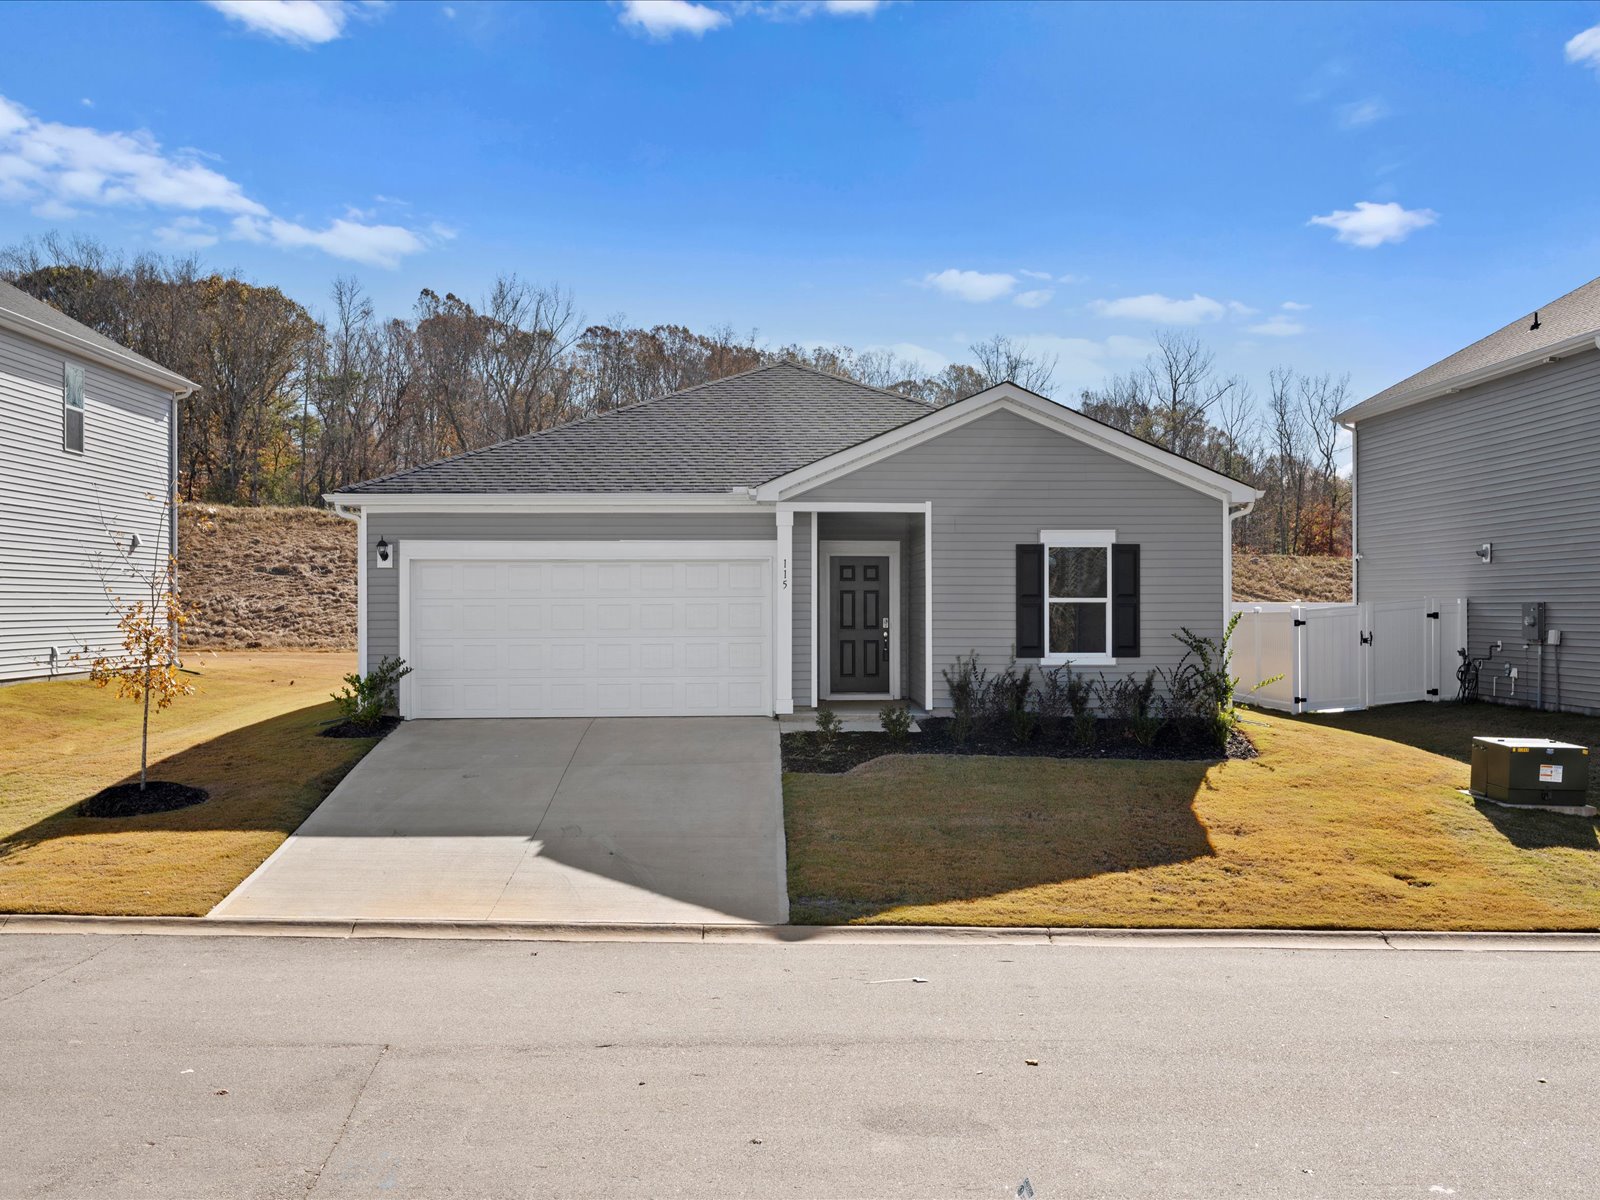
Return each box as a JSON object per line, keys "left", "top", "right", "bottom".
{"left": 1230, "top": 598, "right": 1466, "bottom": 714}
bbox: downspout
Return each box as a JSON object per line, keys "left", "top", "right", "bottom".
{"left": 1226, "top": 497, "right": 1256, "bottom": 633}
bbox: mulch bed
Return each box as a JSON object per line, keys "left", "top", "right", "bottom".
{"left": 79, "top": 781, "right": 210, "bottom": 818}
{"left": 319, "top": 716, "right": 402, "bottom": 740}
{"left": 782, "top": 718, "right": 1257, "bottom": 775}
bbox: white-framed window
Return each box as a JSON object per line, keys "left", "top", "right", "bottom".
{"left": 1039, "top": 528, "right": 1115, "bottom": 665}
{"left": 63, "top": 362, "right": 85, "bottom": 454}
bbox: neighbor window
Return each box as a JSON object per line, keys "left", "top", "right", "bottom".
{"left": 1041, "top": 531, "right": 1114, "bottom": 662}
{"left": 63, "top": 363, "right": 84, "bottom": 453}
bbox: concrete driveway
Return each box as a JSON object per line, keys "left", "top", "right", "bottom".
{"left": 211, "top": 717, "right": 786, "bottom": 924}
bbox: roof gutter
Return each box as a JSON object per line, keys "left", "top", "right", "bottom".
{"left": 1337, "top": 331, "right": 1600, "bottom": 428}
{"left": 0, "top": 307, "right": 200, "bottom": 397}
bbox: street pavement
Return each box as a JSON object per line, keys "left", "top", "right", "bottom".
{"left": 2, "top": 933, "right": 1596, "bottom": 1198}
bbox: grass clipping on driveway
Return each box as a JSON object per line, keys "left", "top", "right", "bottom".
{"left": 785, "top": 709, "right": 1600, "bottom": 930}
{"left": 0, "top": 651, "right": 374, "bottom": 916}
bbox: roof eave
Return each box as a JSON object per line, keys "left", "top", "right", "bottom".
{"left": 0, "top": 306, "right": 200, "bottom": 395}
{"left": 1338, "top": 332, "right": 1600, "bottom": 427}
{"left": 322, "top": 490, "right": 761, "bottom": 511}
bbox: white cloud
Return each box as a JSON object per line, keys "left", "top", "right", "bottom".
{"left": 1565, "top": 25, "right": 1600, "bottom": 71}
{"left": 1280, "top": 300, "right": 1311, "bottom": 311}
{"left": 1013, "top": 288, "right": 1053, "bottom": 309}
{"left": 1014, "top": 333, "right": 1156, "bottom": 397}
{"left": 866, "top": 341, "right": 947, "bottom": 374}
{"left": 1247, "top": 315, "right": 1306, "bottom": 337}
{"left": 1308, "top": 200, "right": 1437, "bottom": 247}
{"left": 1226, "top": 300, "right": 1259, "bottom": 318}
{"left": 0, "top": 94, "right": 434, "bottom": 267}
{"left": 1018, "top": 268, "right": 1053, "bottom": 281}
{"left": 1089, "top": 292, "right": 1229, "bottom": 324}
{"left": 1337, "top": 97, "right": 1388, "bottom": 129}
{"left": 204, "top": 2, "right": 382, "bottom": 47}
{"left": 822, "top": 0, "right": 883, "bottom": 12}
{"left": 619, "top": 0, "right": 730, "bottom": 38}
{"left": 154, "top": 216, "right": 221, "bottom": 250}
{"left": 1057, "top": 272, "right": 1087, "bottom": 284}
{"left": 923, "top": 268, "right": 1017, "bottom": 303}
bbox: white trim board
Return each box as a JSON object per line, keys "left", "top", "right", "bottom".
{"left": 756, "top": 383, "right": 1261, "bottom": 506}
{"left": 818, "top": 539, "right": 902, "bottom": 702}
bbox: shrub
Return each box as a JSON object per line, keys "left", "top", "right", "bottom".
{"left": 333, "top": 656, "right": 412, "bottom": 729}
{"left": 1100, "top": 670, "right": 1163, "bottom": 748}
{"left": 1033, "top": 666, "right": 1072, "bottom": 740}
{"left": 879, "top": 703, "right": 913, "bottom": 745}
{"left": 1066, "top": 672, "right": 1098, "bottom": 748}
{"left": 985, "top": 658, "right": 1035, "bottom": 745}
{"left": 942, "top": 651, "right": 989, "bottom": 745}
{"left": 814, "top": 705, "right": 843, "bottom": 749}
{"left": 1166, "top": 613, "right": 1280, "bottom": 750}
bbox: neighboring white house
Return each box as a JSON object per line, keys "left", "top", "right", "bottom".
{"left": 0, "top": 280, "right": 199, "bottom": 682}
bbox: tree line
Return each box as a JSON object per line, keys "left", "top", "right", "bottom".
{"left": 3, "top": 235, "right": 1347, "bottom": 555}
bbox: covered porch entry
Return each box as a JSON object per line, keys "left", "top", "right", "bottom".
{"left": 785, "top": 502, "right": 932, "bottom": 713}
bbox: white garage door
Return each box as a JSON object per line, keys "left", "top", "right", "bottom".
{"left": 403, "top": 544, "right": 773, "bottom": 718}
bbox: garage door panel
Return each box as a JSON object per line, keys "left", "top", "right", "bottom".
{"left": 406, "top": 549, "right": 772, "bottom": 718}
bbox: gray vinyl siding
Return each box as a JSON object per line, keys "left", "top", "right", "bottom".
{"left": 790, "top": 511, "right": 812, "bottom": 708}
{"left": 364, "top": 511, "right": 778, "bottom": 666}
{"left": 0, "top": 325, "right": 175, "bottom": 682}
{"left": 816, "top": 511, "right": 916, "bottom": 705}
{"left": 1354, "top": 346, "right": 1600, "bottom": 713}
{"left": 794, "top": 409, "right": 1227, "bottom": 709}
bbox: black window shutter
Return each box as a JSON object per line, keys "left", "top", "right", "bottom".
{"left": 1015, "top": 544, "right": 1044, "bottom": 658}
{"left": 1112, "top": 544, "right": 1140, "bottom": 657}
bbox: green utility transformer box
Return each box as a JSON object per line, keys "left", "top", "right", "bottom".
{"left": 1470, "top": 737, "right": 1591, "bottom": 805}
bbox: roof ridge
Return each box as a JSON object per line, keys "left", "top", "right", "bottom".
{"left": 339, "top": 359, "right": 930, "bottom": 492}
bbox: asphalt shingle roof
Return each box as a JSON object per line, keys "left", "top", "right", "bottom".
{"left": 339, "top": 361, "right": 934, "bottom": 495}
{"left": 1352, "top": 274, "right": 1600, "bottom": 415}
{"left": 0, "top": 279, "right": 196, "bottom": 390}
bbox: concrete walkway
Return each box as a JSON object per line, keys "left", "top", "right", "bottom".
{"left": 211, "top": 717, "right": 786, "bottom": 924}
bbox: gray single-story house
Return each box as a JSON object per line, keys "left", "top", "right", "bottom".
{"left": 1338, "top": 274, "right": 1600, "bottom": 714}
{"left": 0, "top": 280, "right": 199, "bottom": 682}
{"left": 326, "top": 362, "right": 1260, "bottom": 719}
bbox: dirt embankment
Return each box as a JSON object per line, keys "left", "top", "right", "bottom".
{"left": 1232, "top": 552, "right": 1352, "bottom": 604}
{"left": 178, "top": 504, "right": 357, "bottom": 649}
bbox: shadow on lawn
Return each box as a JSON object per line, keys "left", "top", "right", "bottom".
{"left": 787, "top": 757, "right": 1220, "bottom": 923}
{"left": 0, "top": 701, "right": 378, "bottom": 858}
{"left": 1473, "top": 801, "right": 1600, "bottom": 852}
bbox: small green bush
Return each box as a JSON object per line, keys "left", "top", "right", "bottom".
{"left": 814, "top": 705, "right": 843, "bottom": 749}
{"left": 1066, "top": 672, "right": 1098, "bottom": 748}
{"left": 941, "top": 651, "right": 989, "bottom": 745}
{"left": 1033, "top": 666, "right": 1072, "bottom": 740}
{"left": 878, "top": 703, "right": 913, "bottom": 744}
{"left": 1100, "top": 670, "right": 1163, "bottom": 748}
{"left": 332, "top": 656, "right": 412, "bottom": 729}
{"left": 1166, "top": 613, "right": 1281, "bottom": 750}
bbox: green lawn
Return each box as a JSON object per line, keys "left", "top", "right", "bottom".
{"left": 784, "top": 704, "right": 1600, "bottom": 929}
{"left": 0, "top": 651, "right": 379, "bottom": 915}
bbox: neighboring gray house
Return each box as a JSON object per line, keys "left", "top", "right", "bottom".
{"left": 0, "top": 280, "right": 199, "bottom": 682}
{"left": 1339, "top": 274, "right": 1600, "bottom": 714}
{"left": 327, "top": 362, "right": 1258, "bottom": 719}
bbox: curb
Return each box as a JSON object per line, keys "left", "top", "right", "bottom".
{"left": 2, "top": 914, "right": 1599, "bottom": 949}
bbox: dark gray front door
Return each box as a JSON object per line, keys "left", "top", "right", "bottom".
{"left": 830, "top": 555, "right": 889, "bottom": 694}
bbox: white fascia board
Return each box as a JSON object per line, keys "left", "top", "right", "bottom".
{"left": 756, "top": 384, "right": 1260, "bottom": 506}
{"left": 322, "top": 491, "right": 762, "bottom": 514}
{"left": 1337, "top": 332, "right": 1600, "bottom": 426}
{"left": 0, "top": 309, "right": 198, "bottom": 396}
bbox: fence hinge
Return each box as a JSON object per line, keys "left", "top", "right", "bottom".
{"left": 1426, "top": 688, "right": 1439, "bottom": 696}
{"left": 1292, "top": 618, "right": 1307, "bottom": 627}
{"left": 1360, "top": 632, "right": 1372, "bottom": 645}
{"left": 1426, "top": 611, "right": 1440, "bottom": 620}
{"left": 1293, "top": 696, "right": 1308, "bottom": 705}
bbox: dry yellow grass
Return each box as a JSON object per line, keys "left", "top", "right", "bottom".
{"left": 1232, "top": 551, "right": 1351, "bottom": 603}
{"left": 0, "top": 650, "right": 374, "bottom": 915}
{"left": 785, "top": 711, "right": 1600, "bottom": 929}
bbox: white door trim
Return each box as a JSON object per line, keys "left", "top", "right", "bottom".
{"left": 818, "top": 539, "right": 901, "bottom": 702}
{"left": 396, "top": 538, "right": 777, "bottom": 719}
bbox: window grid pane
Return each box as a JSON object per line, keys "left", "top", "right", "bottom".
{"left": 1048, "top": 601, "right": 1108, "bottom": 655}
{"left": 1048, "top": 546, "right": 1107, "bottom": 599}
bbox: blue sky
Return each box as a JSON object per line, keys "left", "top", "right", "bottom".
{"left": 3, "top": 0, "right": 1600, "bottom": 413}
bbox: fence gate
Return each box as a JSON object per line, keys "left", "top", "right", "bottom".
{"left": 1231, "top": 597, "right": 1466, "bottom": 714}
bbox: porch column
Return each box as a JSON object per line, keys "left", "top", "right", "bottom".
{"left": 773, "top": 509, "right": 794, "bottom": 714}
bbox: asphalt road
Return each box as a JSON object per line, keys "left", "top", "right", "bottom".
{"left": 2, "top": 934, "right": 1596, "bottom": 1198}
